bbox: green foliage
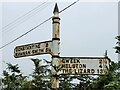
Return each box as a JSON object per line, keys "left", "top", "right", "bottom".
{"left": 30, "top": 58, "right": 51, "bottom": 89}
{"left": 91, "top": 61, "right": 120, "bottom": 90}
{"left": 2, "top": 58, "right": 120, "bottom": 90}
{"left": 7, "top": 63, "right": 20, "bottom": 73}
{"left": 59, "top": 74, "right": 74, "bottom": 90}
{"left": 115, "top": 36, "right": 120, "bottom": 54}
{"left": 2, "top": 63, "right": 27, "bottom": 90}
{"left": 2, "top": 59, "right": 51, "bottom": 89}
{"left": 73, "top": 75, "right": 95, "bottom": 90}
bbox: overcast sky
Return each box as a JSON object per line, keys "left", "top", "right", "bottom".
{"left": 0, "top": 0, "right": 119, "bottom": 76}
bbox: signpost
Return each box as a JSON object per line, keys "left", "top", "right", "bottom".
{"left": 14, "top": 40, "right": 52, "bottom": 58}
{"left": 14, "top": 3, "right": 111, "bottom": 90}
{"left": 60, "top": 57, "right": 110, "bottom": 75}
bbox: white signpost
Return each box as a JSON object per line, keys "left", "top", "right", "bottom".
{"left": 60, "top": 57, "right": 110, "bottom": 75}
{"left": 14, "top": 40, "right": 52, "bottom": 58}
{"left": 14, "top": 3, "right": 111, "bottom": 90}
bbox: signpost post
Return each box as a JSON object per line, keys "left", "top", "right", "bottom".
{"left": 14, "top": 3, "right": 111, "bottom": 90}
{"left": 51, "top": 3, "right": 60, "bottom": 90}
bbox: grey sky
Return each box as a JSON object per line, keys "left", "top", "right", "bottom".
{"left": 0, "top": 1, "right": 118, "bottom": 76}
{"left": 0, "top": 3, "right": 2, "bottom": 76}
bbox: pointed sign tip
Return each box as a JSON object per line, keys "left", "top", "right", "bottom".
{"left": 53, "top": 3, "right": 59, "bottom": 13}
{"left": 104, "top": 50, "right": 108, "bottom": 57}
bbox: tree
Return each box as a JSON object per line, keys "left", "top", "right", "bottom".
{"left": 90, "top": 36, "right": 120, "bottom": 90}
{"left": 2, "top": 57, "right": 119, "bottom": 90}
{"left": 30, "top": 58, "right": 51, "bottom": 89}
{"left": 59, "top": 74, "right": 74, "bottom": 90}
{"left": 71, "top": 74, "right": 95, "bottom": 90}
{"left": 91, "top": 61, "right": 120, "bottom": 90}
{"left": 115, "top": 36, "right": 120, "bottom": 54}
{"left": 2, "top": 63, "right": 27, "bottom": 90}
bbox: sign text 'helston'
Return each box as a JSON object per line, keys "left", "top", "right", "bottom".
{"left": 14, "top": 41, "right": 52, "bottom": 58}
{"left": 60, "top": 57, "right": 110, "bottom": 75}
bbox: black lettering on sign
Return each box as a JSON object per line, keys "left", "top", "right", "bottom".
{"left": 39, "top": 49, "right": 44, "bottom": 53}
{"left": 70, "top": 58, "right": 74, "bottom": 63}
{"left": 15, "top": 53, "right": 17, "bottom": 57}
{"left": 26, "top": 46, "right": 29, "bottom": 50}
{"left": 22, "top": 52, "right": 25, "bottom": 56}
{"left": 72, "top": 64, "right": 75, "bottom": 68}
{"left": 62, "top": 69, "right": 66, "bottom": 74}
{"left": 66, "top": 59, "right": 69, "bottom": 63}
{"left": 62, "top": 69, "right": 69, "bottom": 74}
{"left": 76, "top": 64, "right": 78, "bottom": 68}
{"left": 35, "top": 44, "right": 40, "bottom": 48}
{"left": 32, "top": 50, "right": 38, "bottom": 54}
{"left": 32, "top": 44, "right": 34, "bottom": 48}
{"left": 28, "top": 51, "right": 31, "bottom": 55}
{"left": 103, "top": 64, "right": 107, "bottom": 69}
{"left": 62, "top": 59, "right": 65, "bottom": 63}
{"left": 103, "top": 69, "right": 107, "bottom": 74}
{"left": 15, "top": 47, "right": 19, "bottom": 52}
{"left": 91, "top": 69, "right": 95, "bottom": 74}
{"left": 65, "top": 64, "right": 69, "bottom": 68}
{"left": 79, "top": 64, "right": 82, "bottom": 68}
{"left": 79, "top": 64, "right": 86, "bottom": 68}
{"left": 97, "top": 69, "right": 99, "bottom": 74}
{"left": 100, "top": 69, "right": 103, "bottom": 74}
{"left": 46, "top": 48, "right": 51, "bottom": 53}
{"left": 97, "top": 69, "right": 103, "bottom": 74}
{"left": 83, "top": 69, "right": 87, "bottom": 73}
{"left": 46, "top": 43, "right": 48, "bottom": 47}
{"left": 62, "top": 64, "right": 65, "bottom": 68}
{"left": 99, "top": 59, "right": 102, "bottom": 64}
{"left": 18, "top": 47, "right": 23, "bottom": 51}
{"left": 74, "top": 69, "right": 77, "bottom": 74}
{"left": 70, "top": 58, "right": 80, "bottom": 63}
{"left": 38, "top": 43, "right": 41, "bottom": 48}
{"left": 20, "top": 52, "right": 22, "bottom": 56}
{"left": 76, "top": 59, "right": 80, "bottom": 63}
{"left": 83, "top": 64, "right": 86, "bottom": 68}
{"left": 103, "top": 59, "right": 107, "bottom": 64}
{"left": 69, "top": 69, "right": 72, "bottom": 73}
{"left": 78, "top": 69, "right": 83, "bottom": 73}
{"left": 99, "top": 65, "right": 102, "bottom": 68}
{"left": 87, "top": 69, "right": 90, "bottom": 73}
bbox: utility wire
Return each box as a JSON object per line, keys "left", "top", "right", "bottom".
{"left": 0, "top": 16, "right": 52, "bottom": 49}
{"left": 2, "top": 0, "right": 49, "bottom": 32}
{"left": 59, "top": 0, "right": 79, "bottom": 13}
{"left": 4, "top": 3, "right": 51, "bottom": 35}
{"left": 0, "top": 0, "right": 79, "bottom": 49}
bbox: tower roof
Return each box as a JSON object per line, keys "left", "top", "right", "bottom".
{"left": 53, "top": 3, "right": 59, "bottom": 13}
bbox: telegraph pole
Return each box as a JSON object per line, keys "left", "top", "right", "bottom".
{"left": 51, "top": 3, "right": 60, "bottom": 90}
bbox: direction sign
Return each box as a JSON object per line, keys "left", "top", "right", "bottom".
{"left": 60, "top": 57, "right": 110, "bottom": 75}
{"left": 14, "top": 40, "right": 52, "bottom": 58}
